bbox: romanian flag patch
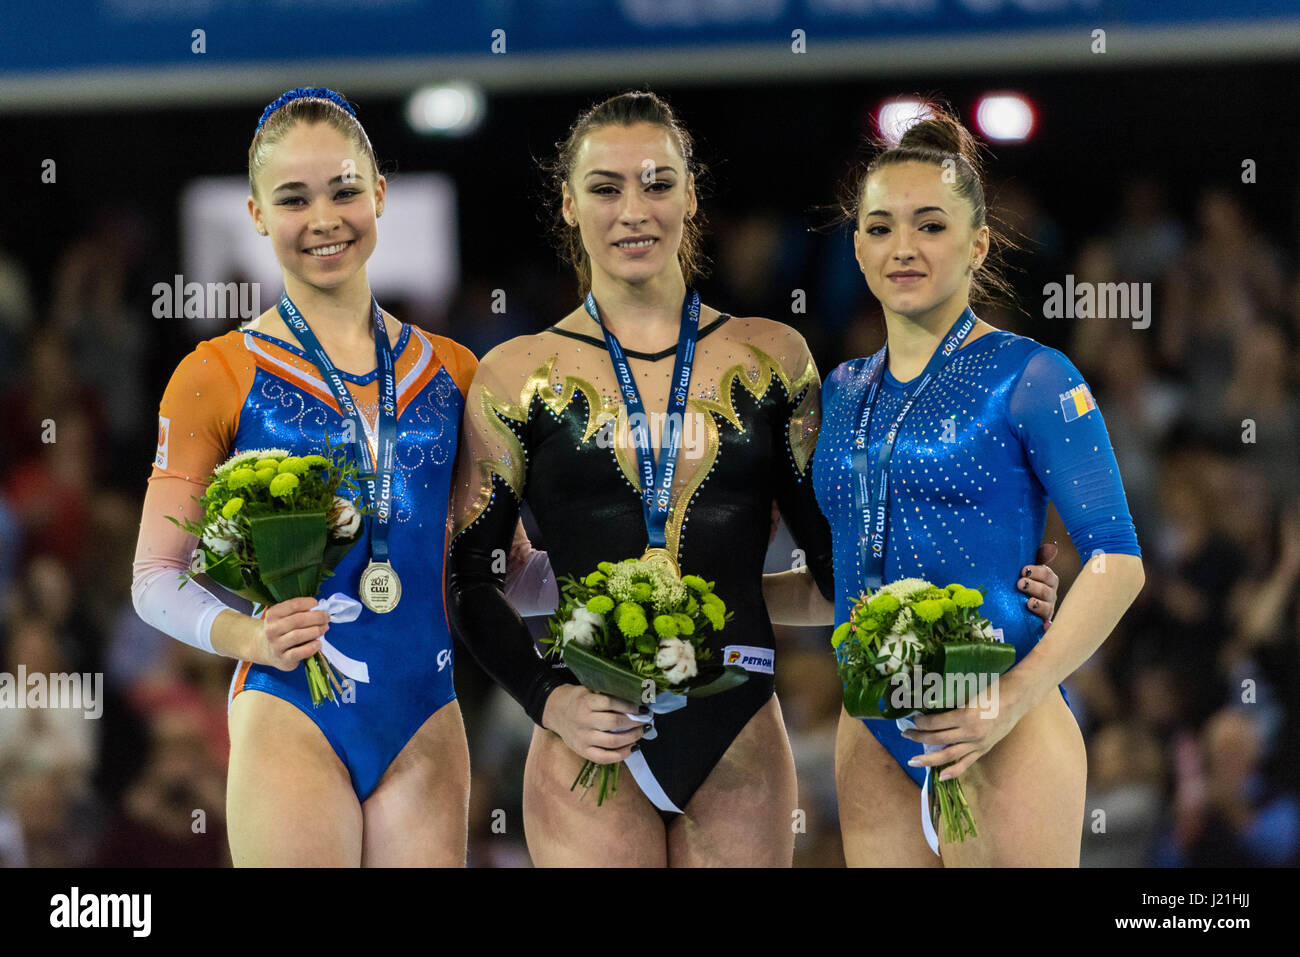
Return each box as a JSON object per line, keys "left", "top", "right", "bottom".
{"left": 1059, "top": 384, "right": 1096, "bottom": 423}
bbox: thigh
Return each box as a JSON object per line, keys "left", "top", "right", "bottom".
{"left": 522, "top": 726, "right": 668, "bottom": 867}
{"left": 667, "top": 695, "right": 798, "bottom": 868}
{"left": 360, "top": 699, "right": 470, "bottom": 867}
{"left": 938, "top": 691, "right": 1086, "bottom": 867}
{"left": 835, "top": 709, "right": 940, "bottom": 868}
{"left": 226, "top": 689, "right": 363, "bottom": 867}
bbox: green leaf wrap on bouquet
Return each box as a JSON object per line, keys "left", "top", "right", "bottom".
{"left": 200, "top": 549, "right": 275, "bottom": 606}
{"left": 843, "top": 641, "right": 1016, "bottom": 719}
{"left": 246, "top": 511, "right": 329, "bottom": 602}
{"left": 560, "top": 643, "right": 749, "bottom": 703}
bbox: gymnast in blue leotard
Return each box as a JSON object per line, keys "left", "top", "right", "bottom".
{"left": 815, "top": 107, "right": 1144, "bottom": 866}
{"left": 133, "top": 89, "right": 478, "bottom": 865}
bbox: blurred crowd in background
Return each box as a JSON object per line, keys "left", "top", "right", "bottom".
{"left": 0, "top": 117, "right": 1297, "bottom": 867}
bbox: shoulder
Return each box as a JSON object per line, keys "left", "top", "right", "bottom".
{"left": 721, "top": 315, "right": 815, "bottom": 380}
{"left": 165, "top": 331, "right": 251, "bottom": 391}
{"left": 416, "top": 329, "right": 479, "bottom": 396}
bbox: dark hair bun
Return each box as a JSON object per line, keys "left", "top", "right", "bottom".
{"left": 898, "top": 111, "right": 983, "bottom": 175}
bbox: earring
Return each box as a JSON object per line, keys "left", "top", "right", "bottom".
{"left": 257, "top": 227, "right": 267, "bottom": 236}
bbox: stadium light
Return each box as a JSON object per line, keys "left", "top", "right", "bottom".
{"left": 974, "top": 93, "right": 1035, "bottom": 142}
{"left": 875, "top": 97, "right": 936, "bottom": 147}
{"left": 406, "top": 83, "right": 485, "bottom": 136}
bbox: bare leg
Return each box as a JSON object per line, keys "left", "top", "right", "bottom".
{"left": 835, "top": 708, "right": 940, "bottom": 868}
{"left": 937, "top": 690, "right": 1086, "bottom": 867}
{"left": 226, "top": 689, "right": 363, "bottom": 866}
{"left": 667, "top": 695, "right": 798, "bottom": 867}
{"left": 522, "top": 726, "right": 668, "bottom": 867}
{"left": 360, "top": 699, "right": 471, "bottom": 867}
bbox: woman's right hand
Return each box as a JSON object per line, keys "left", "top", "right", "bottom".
{"left": 541, "top": 684, "right": 646, "bottom": 764}
{"left": 252, "top": 597, "right": 331, "bottom": 670}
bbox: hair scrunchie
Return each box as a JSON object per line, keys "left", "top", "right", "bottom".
{"left": 255, "top": 87, "right": 356, "bottom": 133}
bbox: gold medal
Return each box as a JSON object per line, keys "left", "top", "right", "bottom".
{"left": 639, "top": 547, "right": 681, "bottom": 579}
{"left": 358, "top": 561, "right": 401, "bottom": 613}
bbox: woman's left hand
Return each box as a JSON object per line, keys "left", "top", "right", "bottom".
{"left": 1021, "top": 542, "right": 1059, "bottom": 630}
{"left": 900, "top": 675, "right": 1032, "bottom": 780}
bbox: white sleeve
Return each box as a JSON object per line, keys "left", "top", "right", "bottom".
{"left": 130, "top": 556, "right": 232, "bottom": 656}
{"left": 502, "top": 547, "right": 560, "bottom": 617}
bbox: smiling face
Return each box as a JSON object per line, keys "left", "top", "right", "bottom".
{"left": 561, "top": 121, "right": 697, "bottom": 290}
{"left": 247, "top": 122, "right": 385, "bottom": 292}
{"left": 853, "top": 160, "right": 989, "bottom": 326}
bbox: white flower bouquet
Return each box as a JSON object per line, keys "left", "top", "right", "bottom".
{"left": 832, "top": 578, "right": 1015, "bottom": 843}
{"left": 544, "top": 556, "right": 747, "bottom": 805}
{"left": 167, "top": 445, "right": 366, "bottom": 706}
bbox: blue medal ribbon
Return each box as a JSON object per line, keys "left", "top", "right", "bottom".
{"left": 852, "top": 307, "right": 978, "bottom": 591}
{"left": 584, "top": 289, "right": 701, "bottom": 550}
{"left": 277, "top": 290, "right": 397, "bottom": 566}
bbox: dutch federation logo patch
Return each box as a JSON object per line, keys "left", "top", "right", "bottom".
{"left": 1059, "top": 384, "right": 1097, "bottom": 423}
{"left": 155, "top": 416, "right": 170, "bottom": 469}
{"left": 723, "top": 645, "right": 775, "bottom": 674}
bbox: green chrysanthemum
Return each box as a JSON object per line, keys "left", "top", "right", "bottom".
{"left": 702, "top": 604, "right": 725, "bottom": 631}
{"left": 614, "top": 602, "right": 647, "bottom": 638}
{"left": 269, "top": 473, "right": 300, "bottom": 498}
{"left": 255, "top": 457, "right": 283, "bottom": 472}
{"left": 277, "top": 456, "right": 310, "bottom": 475}
{"left": 653, "top": 615, "right": 679, "bottom": 638}
{"left": 831, "top": 622, "right": 851, "bottom": 649}
{"left": 584, "top": 571, "right": 607, "bottom": 587}
{"left": 586, "top": 595, "right": 614, "bottom": 615}
{"left": 682, "top": 574, "right": 709, "bottom": 594}
{"left": 701, "top": 592, "right": 726, "bottom": 614}
{"left": 672, "top": 613, "right": 694, "bottom": 636}
{"left": 221, "top": 497, "right": 244, "bottom": 518}
{"left": 631, "top": 582, "right": 653, "bottom": 603}
{"left": 254, "top": 467, "right": 277, "bottom": 486}
{"left": 953, "top": 587, "right": 983, "bottom": 608}
{"left": 303, "top": 454, "right": 331, "bottom": 469}
{"left": 227, "top": 467, "right": 257, "bottom": 490}
{"left": 913, "top": 599, "right": 945, "bottom": 623}
{"left": 597, "top": 561, "right": 615, "bottom": 575}
{"left": 868, "top": 592, "right": 901, "bottom": 615}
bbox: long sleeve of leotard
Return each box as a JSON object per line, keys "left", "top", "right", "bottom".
{"left": 1007, "top": 346, "right": 1141, "bottom": 557}
{"left": 770, "top": 334, "right": 837, "bottom": 602}
{"left": 445, "top": 347, "right": 572, "bottom": 726}
{"left": 132, "top": 340, "right": 246, "bottom": 655}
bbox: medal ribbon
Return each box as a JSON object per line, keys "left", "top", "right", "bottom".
{"left": 584, "top": 289, "right": 701, "bottom": 551}
{"left": 278, "top": 290, "right": 397, "bottom": 566}
{"left": 852, "top": 308, "right": 977, "bottom": 591}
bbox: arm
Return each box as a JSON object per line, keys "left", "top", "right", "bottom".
{"left": 132, "top": 342, "right": 329, "bottom": 669}
{"left": 910, "top": 347, "right": 1144, "bottom": 778}
{"left": 444, "top": 348, "right": 643, "bottom": 763}
{"left": 762, "top": 332, "right": 837, "bottom": 626}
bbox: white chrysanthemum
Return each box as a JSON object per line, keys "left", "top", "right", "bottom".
{"left": 875, "top": 631, "right": 924, "bottom": 675}
{"left": 889, "top": 607, "right": 916, "bottom": 635}
{"left": 878, "top": 578, "right": 934, "bottom": 601}
{"left": 561, "top": 606, "right": 603, "bottom": 648}
{"left": 201, "top": 516, "right": 241, "bottom": 556}
{"left": 655, "top": 637, "right": 697, "bottom": 684}
{"left": 214, "top": 449, "right": 267, "bottom": 476}
{"left": 648, "top": 568, "right": 687, "bottom": 611}
{"left": 328, "top": 495, "right": 362, "bottom": 539}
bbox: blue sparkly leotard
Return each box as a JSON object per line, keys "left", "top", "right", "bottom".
{"left": 152, "top": 323, "right": 477, "bottom": 800}
{"left": 813, "top": 324, "right": 1141, "bottom": 784}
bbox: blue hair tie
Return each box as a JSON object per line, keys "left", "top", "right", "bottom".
{"left": 255, "top": 87, "right": 356, "bottom": 134}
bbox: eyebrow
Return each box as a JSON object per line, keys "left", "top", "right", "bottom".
{"left": 584, "top": 166, "right": 679, "bottom": 180}
{"left": 272, "top": 175, "right": 367, "bottom": 193}
{"left": 864, "top": 206, "right": 949, "bottom": 218}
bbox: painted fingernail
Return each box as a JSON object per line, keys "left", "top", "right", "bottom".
{"left": 939, "top": 772, "right": 951, "bottom": 781}
{"left": 907, "top": 758, "right": 921, "bottom": 767}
